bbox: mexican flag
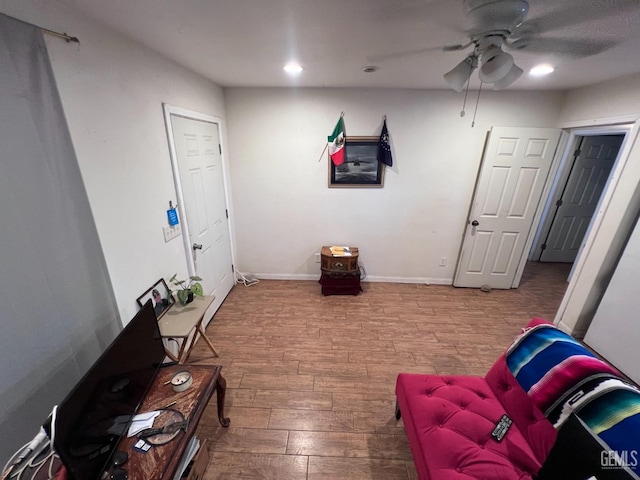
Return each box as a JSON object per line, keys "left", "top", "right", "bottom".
{"left": 328, "top": 116, "right": 345, "bottom": 166}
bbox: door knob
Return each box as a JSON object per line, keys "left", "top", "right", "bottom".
{"left": 192, "top": 243, "right": 203, "bottom": 250}
{"left": 471, "top": 220, "right": 479, "bottom": 227}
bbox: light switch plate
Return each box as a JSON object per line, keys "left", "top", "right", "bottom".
{"left": 163, "top": 225, "right": 182, "bottom": 242}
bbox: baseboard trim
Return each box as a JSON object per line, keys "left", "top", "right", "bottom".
{"left": 252, "top": 273, "right": 318, "bottom": 281}
{"left": 250, "top": 273, "right": 454, "bottom": 285}
{"left": 366, "top": 276, "right": 453, "bottom": 285}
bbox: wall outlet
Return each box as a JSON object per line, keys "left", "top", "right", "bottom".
{"left": 439, "top": 257, "right": 447, "bottom": 267}
{"left": 315, "top": 253, "right": 321, "bottom": 263}
{"left": 163, "top": 224, "right": 182, "bottom": 242}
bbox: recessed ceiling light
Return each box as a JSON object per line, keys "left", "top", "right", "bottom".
{"left": 283, "top": 63, "right": 304, "bottom": 75}
{"left": 530, "top": 64, "right": 555, "bottom": 77}
{"left": 363, "top": 66, "right": 379, "bottom": 73}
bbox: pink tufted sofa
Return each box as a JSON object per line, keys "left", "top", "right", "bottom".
{"left": 395, "top": 319, "right": 558, "bottom": 480}
{"left": 396, "top": 317, "right": 640, "bottom": 480}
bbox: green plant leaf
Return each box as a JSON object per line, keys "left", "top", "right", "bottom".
{"left": 169, "top": 273, "right": 177, "bottom": 282}
{"left": 190, "top": 275, "right": 203, "bottom": 281}
{"left": 191, "top": 282, "right": 204, "bottom": 296}
{"left": 177, "top": 289, "right": 188, "bottom": 304}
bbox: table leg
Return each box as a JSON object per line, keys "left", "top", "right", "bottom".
{"left": 164, "top": 347, "right": 180, "bottom": 364}
{"left": 196, "top": 322, "right": 219, "bottom": 357}
{"left": 215, "top": 373, "right": 230, "bottom": 427}
{"left": 178, "top": 334, "right": 194, "bottom": 364}
{"left": 162, "top": 337, "right": 186, "bottom": 363}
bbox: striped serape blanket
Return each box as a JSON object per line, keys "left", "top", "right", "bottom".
{"left": 506, "top": 323, "right": 620, "bottom": 416}
{"left": 506, "top": 323, "right": 640, "bottom": 474}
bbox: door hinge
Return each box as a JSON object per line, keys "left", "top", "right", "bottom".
{"left": 574, "top": 149, "right": 581, "bottom": 157}
{"left": 225, "top": 209, "right": 229, "bottom": 218}
{"left": 556, "top": 199, "right": 563, "bottom": 207}
{"left": 541, "top": 244, "right": 547, "bottom": 251}
{"left": 231, "top": 264, "right": 234, "bottom": 272}
{"left": 219, "top": 144, "right": 222, "bottom": 154}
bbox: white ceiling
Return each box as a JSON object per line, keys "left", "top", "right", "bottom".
{"left": 65, "top": 0, "right": 640, "bottom": 91}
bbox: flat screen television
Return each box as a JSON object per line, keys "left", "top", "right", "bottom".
{"left": 46, "top": 300, "right": 167, "bottom": 480}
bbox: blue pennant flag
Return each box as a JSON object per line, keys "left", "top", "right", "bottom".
{"left": 377, "top": 119, "right": 393, "bottom": 167}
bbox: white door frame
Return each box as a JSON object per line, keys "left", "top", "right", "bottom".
{"left": 551, "top": 116, "right": 640, "bottom": 336}
{"left": 512, "top": 120, "right": 638, "bottom": 289}
{"left": 538, "top": 124, "right": 635, "bottom": 284}
{"left": 162, "top": 104, "right": 237, "bottom": 278}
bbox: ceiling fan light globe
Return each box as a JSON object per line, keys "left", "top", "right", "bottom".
{"left": 444, "top": 56, "right": 477, "bottom": 92}
{"left": 479, "top": 47, "right": 514, "bottom": 83}
{"left": 492, "top": 64, "right": 523, "bottom": 90}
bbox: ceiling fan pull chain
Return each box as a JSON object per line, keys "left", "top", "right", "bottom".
{"left": 471, "top": 81, "right": 483, "bottom": 128}
{"left": 460, "top": 73, "right": 472, "bottom": 118}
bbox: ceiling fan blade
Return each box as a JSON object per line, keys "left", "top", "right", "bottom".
{"left": 509, "top": 37, "right": 619, "bottom": 59}
{"left": 443, "top": 42, "right": 471, "bottom": 52}
{"left": 366, "top": 45, "right": 454, "bottom": 63}
{"left": 522, "top": 0, "right": 640, "bottom": 34}
{"left": 367, "top": 0, "right": 465, "bottom": 35}
{"left": 364, "top": 0, "right": 467, "bottom": 63}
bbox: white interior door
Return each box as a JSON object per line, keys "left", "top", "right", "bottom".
{"left": 454, "top": 127, "right": 561, "bottom": 289}
{"left": 169, "top": 113, "right": 234, "bottom": 316}
{"left": 540, "top": 135, "right": 623, "bottom": 263}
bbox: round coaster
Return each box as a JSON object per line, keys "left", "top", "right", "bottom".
{"left": 170, "top": 370, "right": 192, "bottom": 392}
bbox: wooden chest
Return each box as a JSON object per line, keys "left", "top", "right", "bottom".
{"left": 318, "top": 272, "right": 361, "bottom": 296}
{"left": 321, "top": 246, "right": 359, "bottom": 273}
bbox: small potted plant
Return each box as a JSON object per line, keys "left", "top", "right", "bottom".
{"left": 169, "top": 274, "right": 204, "bottom": 305}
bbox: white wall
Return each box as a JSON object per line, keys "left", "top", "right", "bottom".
{"left": 9, "top": 1, "right": 638, "bottom": 339}
{"left": 559, "top": 73, "right": 640, "bottom": 124}
{"left": 0, "top": 3, "right": 228, "bottom": 324}
{"left": 555, "top": 73, "right": 640, "bottom": 336}
{"left": 224, "top": 87, "right": 563, "bottom": 283}
{"left": 584, "top": 214, "right": 640, "bottom": 385}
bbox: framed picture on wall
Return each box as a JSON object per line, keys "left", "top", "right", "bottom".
{"left": 136, "top": 278, "right": 175, "bottom": 320}
{"left": 328, "top": 136, "right": 385, "bottom": 188}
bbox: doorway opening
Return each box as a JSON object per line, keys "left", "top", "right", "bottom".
{"left": 533, "top": 134, "right": 624, "bottom": 262}
{"left": 522, "top": 130, "right": 628, "bottom": 303}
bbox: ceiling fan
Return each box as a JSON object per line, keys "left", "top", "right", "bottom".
{"left": 365, "top": 0, "right": 639, "bottom": 92}
{"left": 435, "top": 0, "right": 636, "bottom": 92}
{"left": 442, "top": 0, "right": 532, "bottom": 92}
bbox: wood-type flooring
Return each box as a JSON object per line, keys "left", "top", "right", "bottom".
{"left": 190, "top": 261, "right": 572, "bottom": 479}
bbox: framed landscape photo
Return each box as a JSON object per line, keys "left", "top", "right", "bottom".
{"left": 136, "top": 278, "right": 175, "bottom": 320}
{"left": 329, "top": 136, "right": 385, "bottom": 188}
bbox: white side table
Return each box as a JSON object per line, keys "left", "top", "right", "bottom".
{"left": 157, "top": 295, "right": 218, "bottom": 363}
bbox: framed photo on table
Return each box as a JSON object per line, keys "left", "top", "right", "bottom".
{"left": 329, "top": 136, "right": 385, "bottom": 188}
{"left": 137, "top": 278, "right": 175, "bottom": 320}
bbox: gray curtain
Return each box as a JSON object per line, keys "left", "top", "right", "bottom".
{"left": 0, "top": 13, "right": 121, "bottom": 463}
